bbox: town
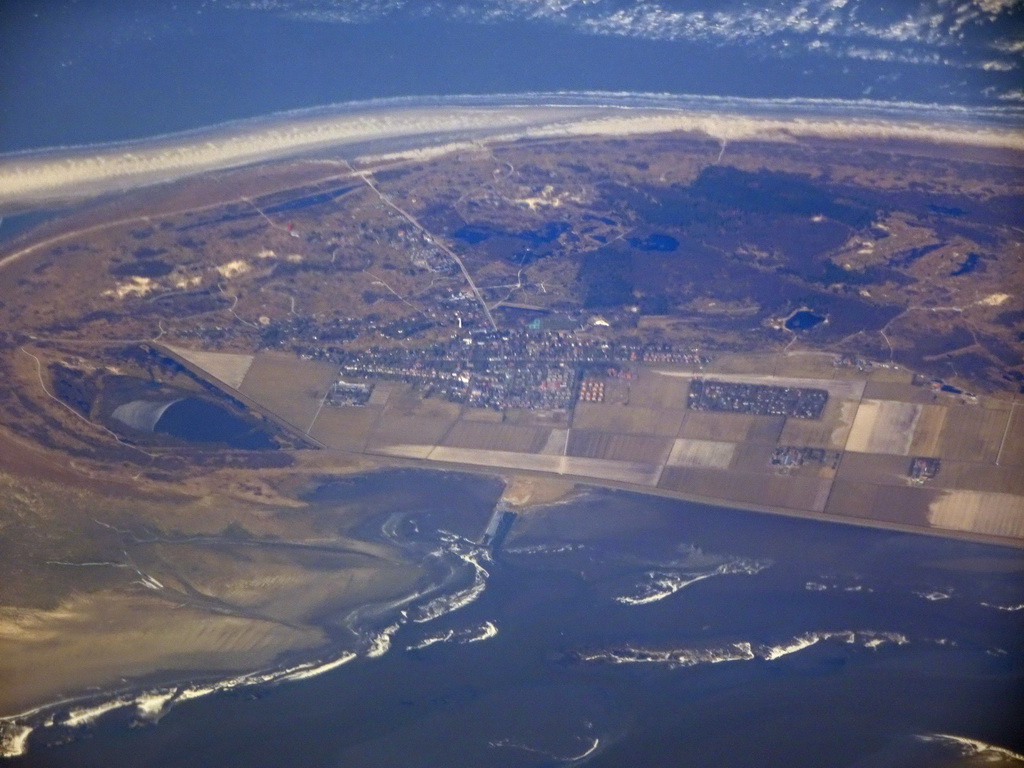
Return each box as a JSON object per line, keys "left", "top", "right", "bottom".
{"left": 318, "top": 329, "right": 710, "bottom": 412}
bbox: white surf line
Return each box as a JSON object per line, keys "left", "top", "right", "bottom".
{"left": 3, "top": 97, "right": 1023, "bottom": 211}
{"left": 980, "top": 601, "right": 1024, "bottom": 611}
{"left": 2, "top": 619, "right": 375, "bottom": 755}
{"left": 133, "top": 690, "right": 178, "bottom": 721}
{"left": 569, "top": 737, "right": 601, "bottom": 763}
{"left": 614, "top": 571, "right": 717, "bottom": 605}
{"left": 581, "top": 630, "right": 910, "bottom": 668}
{"left": 45, "top": 560, "right": 130, "bottom": 568}
{"left": 366, "top": 622, "right": 402, "bottom": 658}
{"left": 277, "top": 652, "right": 357, "bottom": 682}
{"left": 919, "top": 733, "right": 1024, "bottom": 762}
{"left": 407, "top": 621, "right": 498, "bottom": 650}
{"left": 0, "top": 723, "right": 32, "bottom": 758}
{"left": 62, "top": 697, "right": 136, "bottom": 728}
{"left": 490, "top": 734, "right": 600, "bottom": 763}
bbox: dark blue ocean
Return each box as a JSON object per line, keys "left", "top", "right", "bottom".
{"left": 11, "top": 470, "right": 1024, "bottom": 767}
{"left": 2, "top": 0, "right": 1022, "bottom": 154}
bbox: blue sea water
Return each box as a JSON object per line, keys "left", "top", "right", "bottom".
{"left": 1, "top": 0, "right": 1022, "bottom": 154}
{"left": 10, "top": 470, "right": 1024, "bottom": 767}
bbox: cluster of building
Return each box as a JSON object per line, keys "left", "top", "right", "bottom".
{"left": 464, "top": 363, "right": 576, "bottom": 410}
{"left": 637, "top": 349, "right": 706, "bottom": 364}
{"left": 327, "top": 380, "right": 373, "bottom": 407}
{"left": 771, "top": 445, "right": 841, "bottom": 469}
{"left": 409, "top": 244, "right": 459, "bottom": 275}
{"left": 833, "top": 355, "right": 877, "bottom": 371}
{"left": 909, "top": 456, "right": 941, "bottom": 482}
{"left": 577, "top": 378, "right": 606, "bottom": 403}
{"left": 687, "top": 379, "right": 829, "bottom": 420}
{"left": 336, "top": 330, "right": 707, "bottom": 368}
{"left": 325, "top": 330, "right": 707, "bottom": 411}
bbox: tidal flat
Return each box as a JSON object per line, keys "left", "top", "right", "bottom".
{"left": 4, "top": 468, "right": 1023, "bottom": 767}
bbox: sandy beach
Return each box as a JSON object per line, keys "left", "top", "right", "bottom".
{"left": 2, "top": 97, "right": 1022, "bottom": 211}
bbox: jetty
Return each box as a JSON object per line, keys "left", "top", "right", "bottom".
{"left": 479, "top": 501, "right": 517, "bottom": 552}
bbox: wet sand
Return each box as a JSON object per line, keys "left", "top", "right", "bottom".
{"left": 0, "top": 453, "right": 428, "bottom": 722}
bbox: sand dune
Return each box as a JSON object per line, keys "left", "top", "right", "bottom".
{"left": 1, "top": 99, "right": 1021, "bottom": 210}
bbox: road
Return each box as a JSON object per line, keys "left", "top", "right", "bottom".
{"left": 345, "top": 161, "right": 498, "bottom": 331}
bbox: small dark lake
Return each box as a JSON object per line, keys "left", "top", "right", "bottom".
{"left": 453, "top": 221, "right": 570, "bottom": 246}
{"left": 785, "top": 310, "right": 826, "bottom": 331}
{"left": 629, "top": 233, "right": 679, "bottom": 251}
{"left": 950, "top": 252, "right": 981, "bottom": 276}
{"left": 263, "top": 185, "right": 358, "bottom": 215}
{"left": 154, "top": 398, "right": 277, "bottom": 449}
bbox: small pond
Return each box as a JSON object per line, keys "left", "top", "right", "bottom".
{"left": 785, "top": 310, "right": 826, "bottom": 331}
{"left": 154, "top": 398, "right": 277, "bottom": 449}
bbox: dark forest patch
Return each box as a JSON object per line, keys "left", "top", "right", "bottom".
{"left": 888, "top": 243, "right": 943, "bottom": 268}
{"left": 453, "top": 221, "right": 572, "bottom": 265}
{"left": 49, "top": 364, "right": 98, "bottom": 417}
{"left": 579, "top": 246, "right": 634, "bottom": 309}
{"left": 691, "top": 167, "right": 876, "bottom": 228}
{"left": 133, "top": 246, "right": 167, "bottom": 259}
{"left": 138, "top": 290, "right": 231, "bottom": 317}
{"left": 110, "top": 259, "right": 174, "bottom": 278}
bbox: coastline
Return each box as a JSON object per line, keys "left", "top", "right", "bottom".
{"left": 0, "top": 465, "right": 572, "bottom": 757}
{"left": 379, "top": 457, "right": 1024, "bottom": 552}
{"left": 1, "top": 92, "right": 1022, "bottom": 760}
{"left": 2, "top": 462, "right": 1022, "bottom": 759}
{"left": 2, "top": 93, "right": 1022, "bottom": 212}
{"left": 0, "top": 463, "right": 511, "bottom": 758}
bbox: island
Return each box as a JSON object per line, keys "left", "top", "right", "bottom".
{"left": 1, "top": 102, "right": 1022, "bottom": 753}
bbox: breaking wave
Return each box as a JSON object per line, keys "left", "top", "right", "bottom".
{"left": 804, "top": 575, "right": 873, "bottom": 593}
{"left": 914, "top": 590, "right": 951, "bottom": 601}
{"left": 339, "top": 525, "right": 495, "bottom": 663}
{"left": 0, "top": 522, "right": 497, "bottom": 758}
{"left": 505, "top": 542, "right": 588, "bottom": 556}
{"left": 614, "top": 547, "right": 771, "bottom": 605}
{"left": 575, "top": 630, "right": 910, "bottom": 668}
{"left": 917, "top": 733, "right": 1024, "bottom": 763}
{"left": 406, "top": 621, "right": 499, "bottom": 650}
{"left": 408, "top": 537, "right": 491, "bottom": 624}
{"left": 366, "top": 623, "right": 402, "bottom": 659}
{"left": 980, "top": 601, "right": 1024, "bottom": 612}
{"left": 490, "top": 735, "right": 602, "bottom": 764}
{"left": 0, "top": 724, "right": 32, "bottom": 759}
{"left": 278, "top": 652, "right": 357, "bottom": 683}
{"left": 0, "top": 645, "right": 366, "bottom": 758}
